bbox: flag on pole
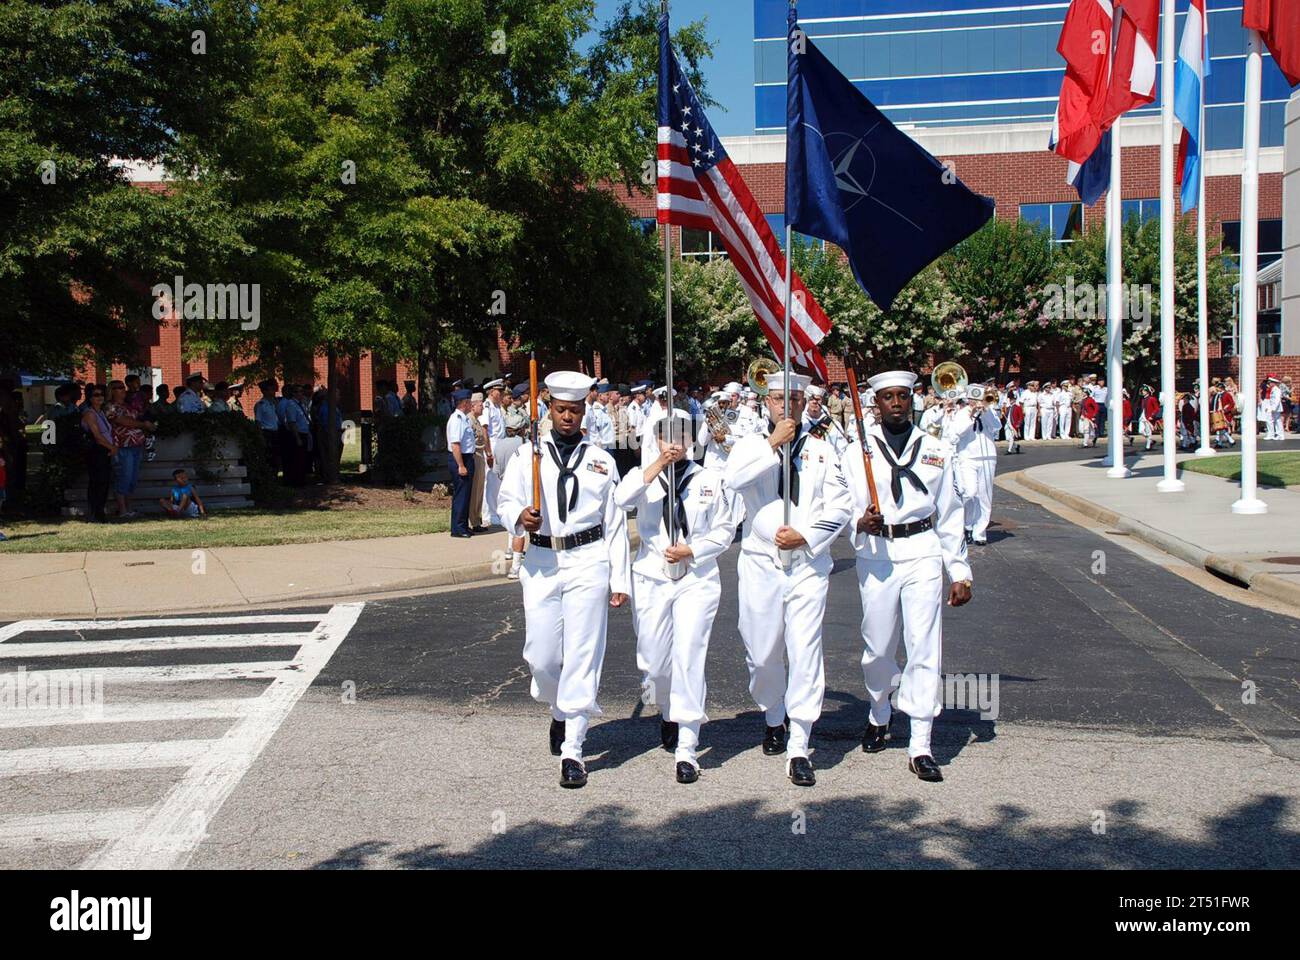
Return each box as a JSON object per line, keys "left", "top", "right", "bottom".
{"left": 785, "top": 8, "right": 994, "bottom": 311}
{"left": 1243, "top": 0, "right": 1300, "bottom": 86}
{"left": 1101, "top": 0, "right": 1160, "bottom": 127}
{"left": 656, "top": 13, "right": 830, "bottom": 381}
{"left": 1049, "top": 0, "right": 1115, "bottom": 166}
{"left": 1068, "top": 131, "right": 1112, "bottom": 205}
{"left": 1174, "top": 0, "right": 1209, "bottom": 210}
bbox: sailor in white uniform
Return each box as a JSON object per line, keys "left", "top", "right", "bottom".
{"left": 498, "top": 371, "right": 632, "bottom": 789}
{"left": 1020, "top": 381, "right": 1040, "bottom": 441}
{"left": 950, "top": 395, "right": 1000, "bottom": 546}
{"left": 723, "top": 371, "right": 854, "bottom": 787}
{"left": 842, "top": 371, "right": 973, "bottom": 783}
{"left": 480, "top": 378, "right": 508, "bottom": 528}
{"left": 803, "top": 384, "right": 850, "bottom": 458}
{"left": 616, "top": 410, "right": 742, "bottom": 783}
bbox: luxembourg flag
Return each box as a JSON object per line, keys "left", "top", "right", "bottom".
{"left": 1174, "top": 0, "right": 1209, "bottom": 210}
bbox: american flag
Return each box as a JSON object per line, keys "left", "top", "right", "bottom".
{"left": 657, "top": 14, "right": 830, "bottom": 381}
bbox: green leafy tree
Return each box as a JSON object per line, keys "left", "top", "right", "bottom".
{"left": 1048, "top": 215, "right": 1236, "bottom": 387}
{"left": 940, "top": 217, "right": 1055, "bottom": 377}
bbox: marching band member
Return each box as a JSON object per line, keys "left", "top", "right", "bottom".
{"left": 1138, "top": 385, "right": 1158, "bottom": 450}
{"left": 724, "top": 372, "right": 853, "bottom": 787}
{"left": 952, "top": 394, "right": 1000, "bottom": 546}
{"left": 616, "top": 410, "right": 742, "bottom": 783}
{"left": 843, "top": 371, "right": 973, "bottom": 783}
{"left": 1020, "top": 381, "right": 1040, "bottom": 441}
{"left": 498, "top": 371, "right": 631, "bottom": 789}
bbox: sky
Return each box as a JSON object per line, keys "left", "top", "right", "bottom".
{"left": 587, "top": 0, "right": 756, "bottom": 136}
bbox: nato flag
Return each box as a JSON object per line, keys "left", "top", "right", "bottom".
{"left": 785, "top": 9, "right": 995, "bottom": 311}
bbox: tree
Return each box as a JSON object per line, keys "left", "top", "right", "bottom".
{"left": 0, "top": 0, "right": 248, "bottom": 372}
{"left": 1049, "top": 214, "right": 1236, "bottom": 388}
{"left": 940, "top": 217, "right": 1055, "bottom": 377}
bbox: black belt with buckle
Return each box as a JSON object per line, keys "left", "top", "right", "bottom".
{"left": 530, "top": 524, "right": 605, "bottom": 552}
{"left": 880, "top": 517, "right": 934, "bottom": 541}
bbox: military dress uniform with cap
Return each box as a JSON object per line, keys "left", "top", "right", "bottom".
{"left": 498, "top": 371, "right": 631, "bottom": 787}
{"left": 445, "top": 389, "right": 476, "bottom": 537}
{"left": 723, "top": 371, "right": 854, "bottom": 784}
{"left": 843, "top": 371, "right": 972, "bottom": 782}
{"left": 949, "top": 401, "right": 1000, "bottom": 545}
{"left": 616, "top": 410, "right": 742, "bottom": 782}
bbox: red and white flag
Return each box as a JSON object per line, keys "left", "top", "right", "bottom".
{"left": 658, "top": 15, "right": 831, "bottom": 381}
{"left": 1243, "top": 0, "right": 1300, "bottom": 86}
{"left": 1101, "top": 0, "right": 1160, "bottom": 128}
{"left": 1050, "top": 0, "right": 1114, "bottom": 165}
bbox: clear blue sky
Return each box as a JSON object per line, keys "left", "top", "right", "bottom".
{"left": 588, "top": 0, "right": 756, "bottom": 136}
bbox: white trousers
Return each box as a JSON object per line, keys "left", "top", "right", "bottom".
{"left": 1058, "top": 409, "right": 1073, "bottom": 439}
{"left": 1041, "top": 409, "right": 1057, "bottom": 440}
{"left": 962, "top": 457, "right": 995, "bottom": 541}
{"left": 520, "top": 552, "right": 610, "bottom": 761}
{"left": 857, "top": 555, "right": 944, "bottom": 758}
{"left": 1023, "top": 408, "right": 1038, "bottom": 440}
{"left": 482, "top": 469, "right": 502, "bottom": 527}
{"left": 736, "top": 552, "right": 829, "bottom": 759}
{"left": 1266, "top": 413, "right": 1284, "bottom": 439}
{"left": 632, "top": 570, "right": 720, "bottom": 765}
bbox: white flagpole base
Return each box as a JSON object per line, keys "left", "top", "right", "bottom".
{"left": 1194, "top": 446, "right": 1217, "bottom": 458}
{"left": 1231, "top": 497, "right": 1268, "bottom": 516}
{"left": 663, "top": 558, "right": 688, "bottom": 582}
{"left": 1157, "top": 478, "right": 1186, "bottom": 493}
{"left": 1106, "top": 466, "right": 1132, "bottom": 479}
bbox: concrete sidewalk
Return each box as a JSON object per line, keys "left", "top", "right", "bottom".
{"left": 1007, "top": 450, "right": 1300, "bottom": 610}
{"left": 0, "top": 529, "right": 520, "bottom": 620}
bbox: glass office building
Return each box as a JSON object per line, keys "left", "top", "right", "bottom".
{"left": 755, "top": 0, "right": 1296, "bottom": 150}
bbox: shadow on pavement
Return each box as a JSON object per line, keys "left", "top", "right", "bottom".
{"left": 309, "top": 792, "right": 1299, "bottom": 870}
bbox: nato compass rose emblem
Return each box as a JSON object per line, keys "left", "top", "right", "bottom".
{"left": 805, "top": 122, "right": 923, "bottom": 232}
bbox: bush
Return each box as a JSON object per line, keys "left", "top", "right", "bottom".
{"left": 373, "top": 414, "right": 445, "bottom": 486}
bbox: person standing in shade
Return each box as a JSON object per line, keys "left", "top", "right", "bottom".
{"left": 254, "top": 380, "right": 282, "bottom": 475}
{"left": 445, "top": 389, "right": 476, "bottom": 538}
{"left": 80, "top": 387, "right": 117, "bottom": 524}
{"left": 498, "top": 371, "right": 631, "bottom": 789}
{"left": 843, "top": 371, "right": 972, "bottom": 783}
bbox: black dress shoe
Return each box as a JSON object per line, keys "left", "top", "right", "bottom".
{"left": 560, "top": 758, "right": 587, "bottom": 788}
{"left": 972, "top": 539, "right": 988, "bottom": 547}
{"left": 549, "top": 719, "right": 565, "bottom": 757}
{"left": 861, "top": 722, "right": 889, "bottom": 753}
{"left": 762, "top": 723, "right": 787, "bottom": 755}
{"left": 660, "top": 719, "right": 679, "bottom": 751}
{"left": 451, "top": 532, "right": 473, "bottom": 539}
{"left": 908, "top": 755, "right": 944, "bottom": 782}
{"left": 788, "top": 756, "right": 816, "bottom": 787}
{"left": 471, "top": 525, "right": 489, "bottom": 533}
{"left": 675, "top": 761, "right": 699, "bottom": 784}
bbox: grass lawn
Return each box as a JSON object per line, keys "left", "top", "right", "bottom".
{"left": 1182, "top": 452, "right": 1300, "bottom": 488}
{"left": 0, "top": 505, "right": 450, "bottom": 554}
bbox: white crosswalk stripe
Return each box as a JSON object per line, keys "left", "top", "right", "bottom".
{"left": 0, "top": 603, "right": 363, "bottom": 868}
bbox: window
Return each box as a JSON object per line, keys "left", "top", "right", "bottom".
{"left": 1221, "top": 219, "right": 1283, "bottom": 271}
{"left": 1121, "top": 198, "right": 1160, "bottom": 224}
{"left": 1020, "top": 203, "right": 1083, "bottom": 245}
{"left": 765, "top": 214, "right": 825, "bottom": 252}
{"left": 680, "top": 228, "right": 726, "bottom": 261}
{"left": 1260, "top": 316, "right": 1282, "bottom": 357}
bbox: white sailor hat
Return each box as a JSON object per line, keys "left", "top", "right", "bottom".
{"left": 765, "top": 371, "right": 811, "bottom": 394}
{"left": 544, "top": 371, "right": 597, "bottom": 402}
{"left": 805, "top": 384, "right": 826, "bottom": 399}
{"left": 867, "top": 370, "right": 918, "bottom": 392}
{"left": 630, "top": 383, "right": 647, "bottom": 395}
{"left": 653, "top": 386, "right": 677, "bottom": 399}
{"left": 482, "top": 378, "right": 505, "bottom": 391}
{"left": 723, "top": 381, "right": 743, "bottom": 395}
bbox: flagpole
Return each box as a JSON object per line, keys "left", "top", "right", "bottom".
{"left": 781, "top": 0, "right": 796, "bottom": 541}
{"left": 1105, "top": 125, "right": 1130, "bottom": 478}
{"left": 1232, "top": 28, "right": 1267, "bottom": 514}
{"left": 1156, "top": 0, "right": 1184, "bottom": 493}
{"left": 1194, "top": 101, "right": 1215, "bottom": 457}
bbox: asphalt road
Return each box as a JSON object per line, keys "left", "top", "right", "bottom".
{"left": 3, "top": 440, "right": 1299, "bottom": 870}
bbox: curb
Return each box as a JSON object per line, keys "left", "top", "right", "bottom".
{"left": 0, "top": 530, "right": 643, "bottom": 621}
{"left": 1008, "top": 470, "right": 1300, "bottom": 612}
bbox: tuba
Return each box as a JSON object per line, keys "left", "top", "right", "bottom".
{"left": 931, "top": 361, "right": 968, "bottom": 402}
{"left": 702, "top": 398, "right": 732, "bottom": 449}
{"left": 747, "top": 357, "right": 781, "bottom": 397}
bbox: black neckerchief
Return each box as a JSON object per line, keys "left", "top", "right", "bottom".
{"left": 547, "top": 431, "right": 588, "bottom": 522}
{"left": 882, "top": 419, "right": 912, "bottom": 458}
{"left": 874, "top": 423, "right": 927, "bottom": 506}
{"left": 657, "top": 461, "right": 695, "bottom": 540}
{"left": 776, "top": 429, "right": 809, "bottom": 506}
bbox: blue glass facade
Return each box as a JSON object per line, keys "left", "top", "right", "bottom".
{"left": 755, "top": 0, "right": 1296, "bottom": 149}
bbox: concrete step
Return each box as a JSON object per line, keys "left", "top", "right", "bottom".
{"left": 68, "top": 481, "right": 252, "bottom": 501}
{"left": 138, "top": 462, "right": 248, "bottom": 481}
